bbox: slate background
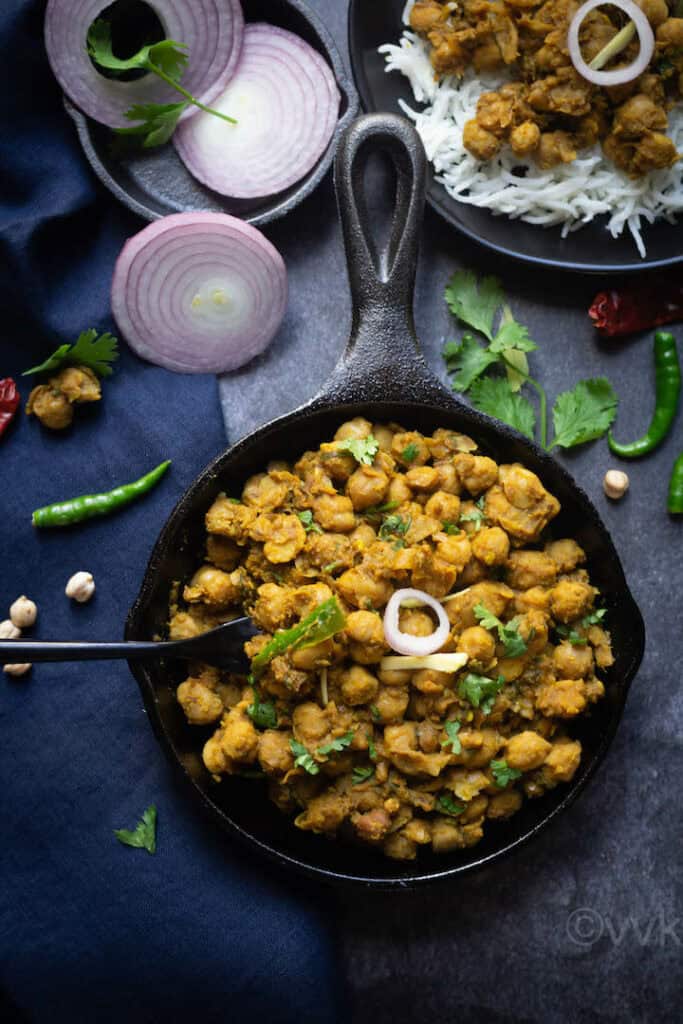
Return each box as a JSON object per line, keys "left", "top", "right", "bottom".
{"left": 218, "top": 1, "right": 683, "bottom": 1021}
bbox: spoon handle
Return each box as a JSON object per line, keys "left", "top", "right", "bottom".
{"left": 0, "top": 640, "right": 177, "bottom": 663}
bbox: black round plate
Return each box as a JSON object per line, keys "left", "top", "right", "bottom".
{"left": 67, "top": 0, "right": 358, "bottom": 227}
{"left": 348, "top": 0, "right": 683, "bottom": 274}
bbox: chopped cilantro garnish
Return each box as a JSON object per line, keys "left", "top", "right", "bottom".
{"left": 458, "top": 672, "right": 505, "bottom": 711}
{"left": 289, "top": 739, "right": 319, "bottom": 775}
{"left": 442, "top": 522, "right": 463, "bottom": 535}
{"left": 441, "top": 719, "right": 462, "bottom": 754}
{"left": 378, "top": 514, "right": 411, "bottom": 546}
{"left": 317, "top": 731, "right": 355, "bottom": 757}
{"left": 23, "top": 328, "right": 119, "bottom": 378}
{"left": 582, "top": 608, "right": 607, "bottom": 628}
{"left": 247, "top": 689, "right": 278, "bottom": 730}
{"left": 298, "top": 510, "right": 322, "bottom": 534}
{"left": 352, "top": 765, "right": 375, "bottom": 785}
{"left": 474, "top": 603, "right": 527, "bottom": 658}
{"left": 366, "top": 730, "right": 377, "bottom": 761}
{"left": 337, "top": 435, "right": 379, "bottom": 466}
{"left": 490, "top": 759, "right": 522, "bottom": 788}
{"left": 437, "top": 794, "right": 465, "bottom": 817}
{"left": 401, "top": 442, "right": 419, "bottom": 463}
{"left": 370, "top": 705, "right": 381, "bottom": 722}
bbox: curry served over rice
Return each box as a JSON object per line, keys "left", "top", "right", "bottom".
{"left": 169, "top": 420, "right": 613, "bottom": 861}
{"left": 408, "top": 0, "right": 683, "bottom": 176}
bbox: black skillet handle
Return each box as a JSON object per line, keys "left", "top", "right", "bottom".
{"left": 322, "top": 113, "right": 433, "bottom": 402}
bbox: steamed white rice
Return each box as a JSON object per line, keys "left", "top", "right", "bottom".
{"left": 380, "top": 1, "right": 683, "bottom": 256}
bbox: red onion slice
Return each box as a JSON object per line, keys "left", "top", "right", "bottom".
{"left": 568, "top": 0, "right": 654, "bottom": 87}
{"left": 383, "top": 589, "right": 451, "bottom": 657}
{"left": 45, "top": 0, "right": 243, "bottom": 129}
{"left": 174, "top": 23, "right": 340, "bottom": 199}
{"left": 111, "top": 213, "right": 287, "bottom": 374}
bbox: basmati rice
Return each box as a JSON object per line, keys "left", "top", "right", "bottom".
{"left": 380, "top": 1, "right": 683, "bottom": 257}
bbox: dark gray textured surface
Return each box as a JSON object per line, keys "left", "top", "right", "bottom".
{"left": 219, "top": 2, "right": 683, "bottom": 1020}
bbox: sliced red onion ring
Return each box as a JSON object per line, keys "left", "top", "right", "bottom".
{"left": 45, "top": 0, "right": 243, "bottom": 129}
{"left": 111, "top": 213, "right": 287, "bottom": 374}
{"left": 383, "top": 589, "right": 450, "bottom": 658}
{"left": 174, "top": 23, "right": 340, "bottom": 199}
{"left": 568, "top": 0, "right": 654, "bottom": 87}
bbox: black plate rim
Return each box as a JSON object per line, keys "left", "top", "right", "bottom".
{"left": 66, "top": 0, "right": 359, "bottom": 228}
{"left": 346, "top": 0, "right": 683, "bottom": 276}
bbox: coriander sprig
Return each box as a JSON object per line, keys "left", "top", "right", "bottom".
{"left": 87, "top": 19, "right": 236, "bottom": 147}
{"left": 443, "top": 271, "right": 618, "bottom": 451}
{"left": 23, "top": 329, "right": 119, "bottom": 378}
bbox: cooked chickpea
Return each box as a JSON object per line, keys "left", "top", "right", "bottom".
{"left": 3, "top": 663, "right": 32, "bottom": 677}
{"left": 9, "top": 596, "right": 37, "bottom": 629}
{"left": 347, "top": 466, "right": 389, "bottom": 511}
{"left": 603, "top": 469, "right": 629, "bottom": 500}
{"left": 65, "top": 572, "right": 96, "bottom": 604}
{"left": 340, "top": 664, "right": 379, "bottom": 705}
{"left": 0, "top": 619, "right": 21, "bottom": 640}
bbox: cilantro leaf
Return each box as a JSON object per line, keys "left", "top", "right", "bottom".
{"left": 247, "top": 693, "right": 278, "bottom": 730}
{"left": 444, "top": 333, "right": 499, "bottom": 392}
{"left": 459, "top": 507, "right": 486, "bottom": 531}
{"left": 298, "top": 510, "right": 322, "bottom": 534}
{"left": 458, "top": 672, "right": 505, "bottom": 710}
{"left": 401, "top": 442, "right": 419, "bottom": 463}
{"left": 366, "top": 730, "right": 377, "bottom": 761}
{"left": 490, "top": 319, "right": 537, "bottom": 354}
{"left": 147, "top": 38, "right": 190, "bottom": 81}
{"left": 469, "top": 376, "right": 536, "bottom": 441}
{"left": 117, "top": 101, "right": 189, "bottom": 147}
{"left": 378, "top": 514, "right": 411, "bottom": 545}
{"left": 364, "top": 501, "right": 399, "bottom": 520}
{"left": 442, "top": 522, "right": 462, "bottom": 535}
{"left": 550, "top": 378, "right": 618, "bottom": 450}
{"left": 352, "top": 765, "right": 375, "bottom": 785}
{"left": 490, "top": 759, "right": 522, "bottom": 788}
{"left": 445, "top": 271, "right": 504, "bottom": 341}
{"left": 337, "top": 435, "right": 379, "bottom": 466}
{"left": 441, "top": 719, "right": 462, "bottom": 754}
{"left": 317, "top": 731, "right": 355, "bottom": 757}
{"left": 556, "top": 625, "right": 588, "bottom": 646}
{"left": 289, "top": 739, "right": 319, "bottom": 775}
{"left": 503, "top": 347, "right": 530, "bottom": 393}
{"left": 474, "top": 603, "right": 527, "bottom": 658}
{"left": 437, "top": 794, "right": 465, "bottom": 817}
{"left": 370, "top": 705, "right": 381, "bottom": 722}
{"left": 114, "top": 804, "right": 157, "bottom": 854}
{"left": 23, "top": 329, "right": 119, "bottom": 378}
{"left": 582, "top": 608, "right": 607, "bottom": 627}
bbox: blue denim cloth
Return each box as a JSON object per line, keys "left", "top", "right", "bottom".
{"left": 0, "top": 4, "right": 341, "bottom": 1021}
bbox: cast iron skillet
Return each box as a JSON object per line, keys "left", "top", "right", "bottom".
{"left": 126, "top": 113, "right": 645, "bottom": 888}
{"left": 66, "top": 0, "right": 359, "bottom": 227}
{"left": 347, "top": 0, "right": 683, "bottom": 274}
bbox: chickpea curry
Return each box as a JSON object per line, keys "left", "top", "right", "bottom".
{"left": 408, "top": 0, "right": 683, "bottom": 176}
{"left": 170, "top": 421, "right": 613, "bottom": 862}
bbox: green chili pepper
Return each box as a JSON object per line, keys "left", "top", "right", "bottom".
{"left": 32, "top": 460, "right": 171, "bottom": 528}
{"left": 251, "top": 596, "right": 346, "bottom": 677}
{"left": 667, "top": 452, "right": 683, "bottom": 515}
{"left": 609, "top": 332, "right": 681, "bottom": 458}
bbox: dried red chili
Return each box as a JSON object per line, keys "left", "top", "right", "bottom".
{"left": 589, "top": 282, "right": 683, "bottom": 338}
{"left": 0, "top": 378, "right": 20, "bottom": 438}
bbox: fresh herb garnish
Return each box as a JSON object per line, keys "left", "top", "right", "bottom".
{"left": 474, "top": 603, "right": 527, "bottom": 658}
{"left": 367, "top": 730, "right": 377, "bottom": 761}
{"left": 443, "top": 271, "right": 618, "bottom": 451}
{"left": 247, "top": 686, "right": 278, "bottom": 730}
{"left": 442, "top": 522, "right": 463, "bottom": 535}
{"left": 289, "top": 739, "right": 319, "bottom": 775}
{"left": 378, "top": 513, "right": 411, "bottom": 545}
{"left": 556, "top": 625, "right": 588, "bottom": 646}
{"left": 87, "top": 19, "right": 236, "bottom": 147}
{"left": 490, "top": 759, "right": 522, "bottom": 788}
{"left": 251, "top": 597, "right": 346, "bottom": 677}
{"left": 23, "top": 329, "right": 119, "bottom": 378}
{"left": 322, "top": 561, "right": 343, "bottom": 574}
{"left": 352, "top": 765, "right": 375, "bottom": 785}
{"left": 582, "top": 608, "right": 607, "bottom": 627}
{"left": 370, "top": 705, "right": 381, "bottom": 722}
{"left": 317, "top": 731, "right": 355, "bottom": 756}
{"left": 364, "top": 501, "right": 399, "bottom": 520}
{"left": 114, "top": 804, "right": 157, "bottom": 854}
{"left": 459, "top": 507, "right": 486, "bottom": 531}
{"left": 437, "top": 794, "right": 465, "bottom": 817}
{"left": 458, "top": 672, "right": 505, "bottom": 711}
{"left": 401, "top": 442, "right": 419, "bottom": 463}
{"left": 441, "top": 719, "right": 462, "bottom": 754}
{"left": 337, "top": 435, "right": 380, "bottom": 466}
{"left": 298, "top": 510, "right": 322, "bottom": 534}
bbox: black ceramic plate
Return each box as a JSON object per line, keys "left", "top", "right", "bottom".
{"left": 66, "top": 0, "right": 358, "bottom": 226}
{"left": 348, "top": 0, "right": 683, "bottom": 274}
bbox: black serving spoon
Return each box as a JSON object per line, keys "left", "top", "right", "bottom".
{"left": 120, "top": 113, "right": 645, "bottom": 888}
{"left": 0, "top": 618, "right": 257, "bottom": 671}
